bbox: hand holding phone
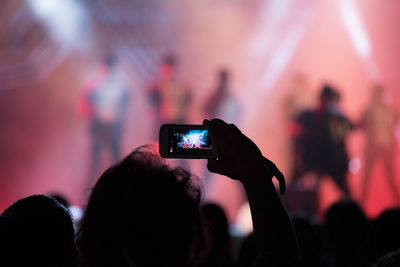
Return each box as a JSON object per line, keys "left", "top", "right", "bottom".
{"left": 203, "top": 119, "right": 285, "bottom": 193}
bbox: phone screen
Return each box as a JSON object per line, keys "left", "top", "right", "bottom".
{"left": 167, "top": 128, "right": 213, "bottom": 157}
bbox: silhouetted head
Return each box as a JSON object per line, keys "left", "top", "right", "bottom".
{"left": 369, "top": 208, "right": 400, "bottom": 262}
{"left": 50, "top": 193, "right": 70, "bottom": 208}
{"left": 0, "top": 195, "right": 77, "bottom": 266}
{"left": 201, "top": 202, "right": 230, "bottom": 251}
{"left": 324, "top": 198, "right": 367, "bottom": 249}
{"left": 79, "top": 147, "right": 204, "bottom": 267}
{"left": 237, "top": 233, "right": 256, "bottom": 267}
{"left": 198, "top": 203, "right": 234, "bottom": 267}
{"left": 292, "top": 216, "right": 322, "bottom": 267}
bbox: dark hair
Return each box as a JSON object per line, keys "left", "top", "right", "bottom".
{"left": 200, "top": 202, "right": 230, "bottom": 251}
{"left": 322, "top": 199, "right": 368, "bottom": 267}
{"left": 320, "top": 85, "right": 340, "bottom": 100}
{"left": 50, "top": 193, "right": 70, "bottom": 208}
{"left": 198, "top": 203, "right": 234, "bottom": 267}
{"left": 369, "top": 208, "right": 400, "bottom": 262}
{"left": 324, "top": 198, "right": 367, "bottom": 248}
{"left": 79, "top": 147, "right": 204, "bottom": 267}
{"left": 0, "top": 195, "right": 76, "bottom": 266}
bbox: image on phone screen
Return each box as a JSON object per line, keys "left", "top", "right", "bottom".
{"left": 168, "top": 128, "right": 213, "bottom": 157}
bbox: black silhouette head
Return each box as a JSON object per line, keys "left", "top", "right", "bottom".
{"left": 0, "top": 195, "right": 76, "bottom": 266}
{"left": 79, "top": 147, "right": 204, "bottom": 267}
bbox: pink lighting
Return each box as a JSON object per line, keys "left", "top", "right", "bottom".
{"left": 0, "top": 0, "right": 400, "bottom": 222}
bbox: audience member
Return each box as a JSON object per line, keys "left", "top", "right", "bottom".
{"left": 198, "top": 202, "right": 236, "bottom": 267}
{"left": 0, "top": 195, "right": 77, "bottom": 266}
{"left": 50, "top": 192, "right": 70, "bottom": 208}
{"left": 322, "top": 198, "right": 368, "bottom": 267}
{"left": 79, "top": 118, "right": 301, "bottom": 267}
{"left": 291, "top": 216, "right": 322, "bottom": 267}
{"left": 79, "top": 146, "right": 205, "bottom": 267}
{"left": 236, "top": 233, "right": 257, "bottom": 267}
{"left": 5, "top": 118, "right": 400, "bottom": 267}
{"left": 368, "top": 208, "right": 400, "bottom": 264}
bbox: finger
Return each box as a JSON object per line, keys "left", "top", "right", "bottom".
{"left": 204, "top": 119, "right": 227, "bottom": 145}
{"left": 263, "top": 157, "right": 286, "bottom": 195}
{"left": 203, "top": 119, "right": 219, "bottom": 135}
{"left": 211, "top": 119, "right": 234, "bottom": 136}
{"left": 272, "top": 166, "right": 286, "bottom": 195}
{"left": 228, "top": 123, "right": 242, "bottom": 138}
{"left": 210, "top": 118, "right": 227, "bottom": 126}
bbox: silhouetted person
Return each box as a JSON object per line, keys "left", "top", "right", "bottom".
{"left": 322, "top": 199, "right": 368, "bottom": 267}
{"left": 50, "top": 192, "right": 70, "bottom": 208}
{"left": 203, "top": 68, "right": 241, "bottom": 192}
{"left": 291, "top": 216, "right": 323, "bottom": 267}
{"left": 290, "top": 85, "right": 353, "bottom": 195}
{"left": 236, "top": 233, "right": 257, "bottom": 267}
{"left": 79, "top": 118, "right": 301, "bottom": 267}
{"left": 0, "top": 195, "right": 77, "bottom": 266}
{"left": 204, "top": 68, "right": 241, "bottom": 122}
{"left": 79, "top": 54, "right": 129, "bottom": 189}
{"left": 360, "top": 84, "right": 399, "bottom": 204}
{"left": 368, "top": 208, "right": 400, "bottom": 264}
{"left": 79, "top": 147, "right": 205, "bottom": 267}
{"left": 198, "top": 202, "right": 236, "bottom": 267}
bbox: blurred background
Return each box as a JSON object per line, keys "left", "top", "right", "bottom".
{"left": 1, "top": 0, "right": 400, "bottom": 227}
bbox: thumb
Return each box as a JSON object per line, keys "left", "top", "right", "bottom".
{"left": 263, "top": 157, "right": 286, "bottom": 195}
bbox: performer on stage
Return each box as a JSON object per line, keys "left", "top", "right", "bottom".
{"left": 290, "top": 85, "right": 353, "bottom": 195}
{"left": 204, "top": 68, "right": 241, "bottom": 123}
{"left": 149, "top": 54, "right": 191, "bottom": 126}
{"left": 202, "top": 68, "right": 241, "bottom": 193}
{"left": 78, "top": 54, "right": 129, "bottom": 185}
{"left": 360, "top": 84, "right": 399, "bottom": 204}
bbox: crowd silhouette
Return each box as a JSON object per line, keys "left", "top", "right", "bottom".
{"left": 1, "top": 117, "right": 399, "bottom": 267}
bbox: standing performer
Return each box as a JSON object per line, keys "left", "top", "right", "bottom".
{"left": 204, "top": 68, "right": 241, "bottom": 123}
{"left": 149, "top": 54, "right": 191, "bottom": 127}
{"left": 360, "top": 84, "right": 399, "bottom": 204}
{"left": 290, "top": 85, "right": 353, "bottom": 195}
{"left": 203, "top": 68, "right": 241, "bottom": 192}
{"left": 78, "top": 54, "right": 129, "bottom": 186}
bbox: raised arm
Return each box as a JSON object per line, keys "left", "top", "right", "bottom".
{"left": 203, "top": 119, "right": 301, "bottom": 267}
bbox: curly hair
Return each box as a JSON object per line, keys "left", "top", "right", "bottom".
{"left": 79, "top": 146, "right": 204, "bottom": 267}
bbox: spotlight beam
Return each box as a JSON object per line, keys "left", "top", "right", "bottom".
{"left": 339, "top": 0, "right": 380, "bottom": 80}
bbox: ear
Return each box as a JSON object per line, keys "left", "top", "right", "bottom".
{"left": 122, "top": 247, "right": 140, "bottom": 267}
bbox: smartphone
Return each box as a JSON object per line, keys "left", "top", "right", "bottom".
{"left": 159, "top": 124, "right": 214, "bottom": 158}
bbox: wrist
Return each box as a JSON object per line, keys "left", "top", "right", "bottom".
{"left": 240, "top": 163, "right": 274, "bottom": 188}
